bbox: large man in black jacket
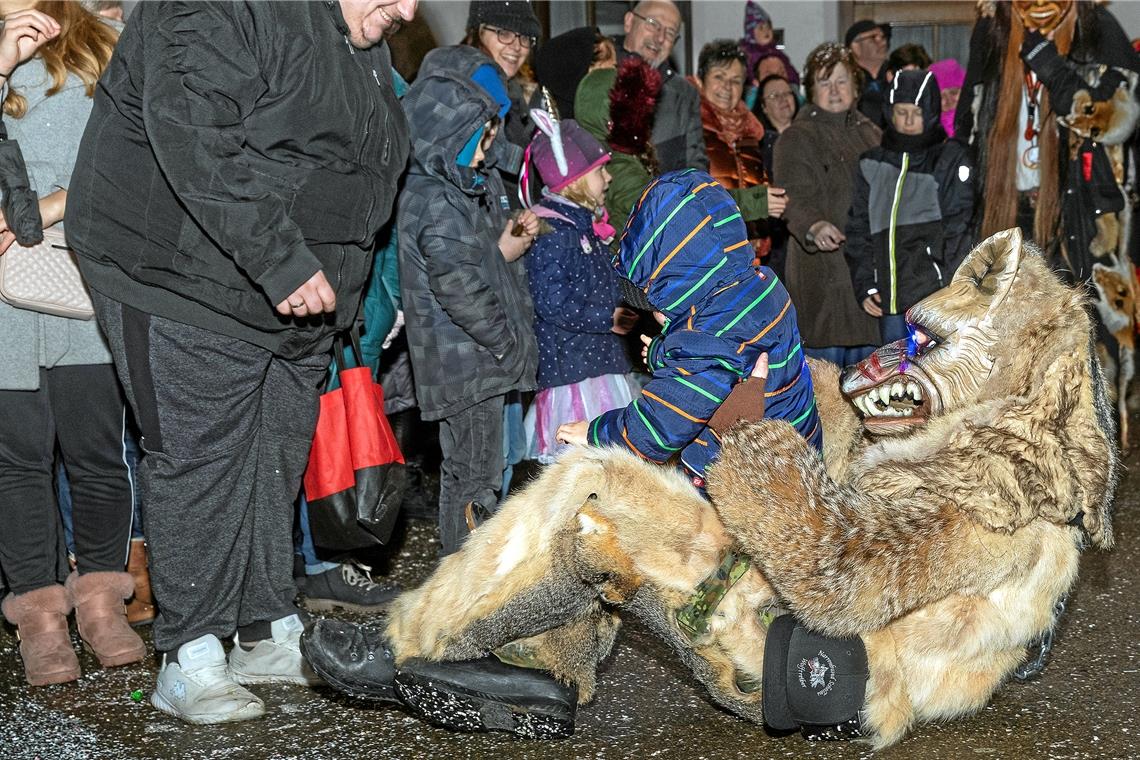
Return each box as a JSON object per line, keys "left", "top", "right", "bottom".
{"left": 66, "top": 0, "right": 415, "bottom": 724}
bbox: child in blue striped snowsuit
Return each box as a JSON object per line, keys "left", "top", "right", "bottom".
{"left": 560, "top": 169, "right": 821, "bottom": 488}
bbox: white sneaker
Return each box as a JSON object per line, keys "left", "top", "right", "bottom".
{"left": 229, "top": 614, "right": 321, "bottom": 686}
{"left": 151, "top": 634, "right": 265, "bottom": 724}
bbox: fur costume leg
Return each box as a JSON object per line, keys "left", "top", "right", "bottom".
{"left": 383, "top": 446, "right": 779, "bottom": 718}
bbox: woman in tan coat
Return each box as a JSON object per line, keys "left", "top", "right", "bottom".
{"left": 774, "top": 43, "right": 880, "bottom": 366}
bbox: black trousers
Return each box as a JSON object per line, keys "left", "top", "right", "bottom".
{"left": 93, "top": 294, "right": 328, "bottom": 652}
{"left": 0, "top": 364, "right": 133, "bottom": 595}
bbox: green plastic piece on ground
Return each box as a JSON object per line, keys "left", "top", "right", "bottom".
{"left": 130, "top": 689, "right": 144, "bottom": 702}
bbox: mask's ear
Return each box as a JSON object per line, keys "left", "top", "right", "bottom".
{"left": 952, "top": 227, "right": 1023, "bottom": 305}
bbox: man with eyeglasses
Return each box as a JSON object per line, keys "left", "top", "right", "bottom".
{"left": 616, "top": 0, "right": 707, "bottom": 174}
{"left": 845, "top": 19, "right": 891, "bottom": 127}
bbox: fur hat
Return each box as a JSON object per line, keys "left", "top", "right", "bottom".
{"left": 529, "top": 118, "right": 610, "bottom": 193}
{"left": 466, "top": 1, "right": 540, "bottom": 40}
{"left": 608, "top": 57, "right": 662, "bottom": 156}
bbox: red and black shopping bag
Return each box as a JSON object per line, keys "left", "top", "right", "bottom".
{"left": 303, "top": 328, "right": 406, "bottom": 550}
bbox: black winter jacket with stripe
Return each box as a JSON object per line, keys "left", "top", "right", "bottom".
{"left": 844, "top": 139, "right": 975, "bottom": 315}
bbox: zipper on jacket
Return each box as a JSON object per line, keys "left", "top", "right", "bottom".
{"left": 928, "top": 245, "right": 943, "bottom": 286}
{"left": 887, "top": 152, "right": 910, "bottom": 314}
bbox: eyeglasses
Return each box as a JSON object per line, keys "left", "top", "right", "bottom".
{"left": 763, "top": 90, "right": 795, "bottom": 102}
{"left": 631, "top": 11, "right": 680, "bottom": 43}
{"left": 482, "top": 24, "right": 536, "bottom": 49}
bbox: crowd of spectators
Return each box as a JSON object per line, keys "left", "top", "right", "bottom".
{"left": 1, "top": 0, "right": 1138, "bottom": 733}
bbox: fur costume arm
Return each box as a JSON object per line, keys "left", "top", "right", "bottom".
{"left": 1022, "top": 31, "right": 1135, "bottom": 122}
{"left": 706, "top": 420, "right": 1057, "bottom": 637}
{"left": 803, "top": 357, "right": 863, "bottom": 480}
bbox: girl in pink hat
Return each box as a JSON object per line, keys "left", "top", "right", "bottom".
{"left": 521, "top": 115, "right": 641, "bottom": 463}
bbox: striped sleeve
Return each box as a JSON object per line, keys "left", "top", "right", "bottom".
{"left": 589, "top": 330, "right": 745, "bottom": 461}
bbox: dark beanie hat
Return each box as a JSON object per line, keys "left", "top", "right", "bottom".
{"left": 467, "top": 1, "right": 541, "bottom": 40}
{"left": 844, "top": 19, "right": 890, "bottom": 48}
{"left": 534, "top": 26, "right": 598, "bottom": 119}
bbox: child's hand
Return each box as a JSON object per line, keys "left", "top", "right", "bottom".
{"left": 612, "top": 306, "right": 639, "bottom": 335}
{"left": 499, "top": 211, "right": 538, "bottom": 262}
{"left": 555, "top": 420, "right": 588, "bottom": 446}
{"left": 640, "top": 333, "right": 652, "bottom": 367}
{"left": 767, "top": 186, "right": 787, "bottom": 218}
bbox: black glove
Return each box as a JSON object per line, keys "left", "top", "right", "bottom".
{"left": 0, "top": 120, "right": 43, "bottom": 247}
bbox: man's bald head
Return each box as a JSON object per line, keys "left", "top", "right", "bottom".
{"left": 623, "top": 0, "right": 681, "bottom": 68}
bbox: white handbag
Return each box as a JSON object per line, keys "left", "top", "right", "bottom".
{"left": 0, "top": 226, "right": 94, "bottom": 319}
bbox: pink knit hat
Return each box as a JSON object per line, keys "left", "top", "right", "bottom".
{"left": 528, "top": 117, "right": 610, "bottom": 193}
{"left": 929, "top": 59, "right": 965, "bottom": 91}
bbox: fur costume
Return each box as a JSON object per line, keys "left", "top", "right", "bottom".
{"left": 958, "top": 0, "right": 1140, "bottom": 451}
{"left": 381, "top": 227, "right": 1118, "bottom": 748}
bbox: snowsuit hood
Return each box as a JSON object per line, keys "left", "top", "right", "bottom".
{"left": 616, "top": 169, "right": 757, "bottom": 323}
{"left": 403, "top": 45, "right": 522, "bottom": 193}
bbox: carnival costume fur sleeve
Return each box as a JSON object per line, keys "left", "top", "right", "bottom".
{"left": 302, "top": 228, "right": 1117, "bottom": 749}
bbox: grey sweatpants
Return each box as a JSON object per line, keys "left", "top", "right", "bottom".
{"left": 93, "top": 294, "right": 328, "bottom": 652}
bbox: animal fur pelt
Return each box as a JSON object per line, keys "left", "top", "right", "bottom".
{"left": 383, "top": 229, "right": 1117, "bottom": 748}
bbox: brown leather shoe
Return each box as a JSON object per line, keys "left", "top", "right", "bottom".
{"left": 125, "top": 538, "right": 156, "bottom": 626}
{"left": 65, "top": 571, "right": 146, "bottom": 668}
{"left": 1, "top": 585, "right": 81, "bottom": 686}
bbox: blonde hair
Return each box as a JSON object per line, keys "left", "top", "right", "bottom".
{"left": 557, "top": 171, "right": 604, "bottom": 209}
{"left": 3, "top": 1, "right": 119, "bottom": 119}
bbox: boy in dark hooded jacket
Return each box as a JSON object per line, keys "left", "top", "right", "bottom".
{"left": 844, "top": 68, "right": 976, "bottom": 345}
{"left": 558, "top": 169, "right": 821, "bottom": 487}
{"left": 398, "top": 46, "right": 540, "bottom": 556}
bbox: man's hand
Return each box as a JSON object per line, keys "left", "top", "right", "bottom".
{"left": 499, "top": 211, "right": 538, "bottom": 262}
{"left": 0, "top": 9, "right": 60, "bottom": 75}
{"left": 555, "top": 420, "right": 588, "bottom": 446}
{"left": 639, "top": 333, "right": 653, "bottom": 368}
{"left": 808, "top": 220, "right": 845, "bottom": 251}
{"left": 767, "top": 186, "right": 787, "bottom": 218}
{"left": 612, "top": 306, "right": 639, "bottom": 335}
{"left": 276, "top": 270, "right": 336, "bottom": 317}
{"left": 862, "top": 291, "right": 883, "bottom": 317}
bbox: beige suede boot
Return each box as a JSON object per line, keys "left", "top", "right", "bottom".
{"left": 1, "top": 585, "right": 81, "bottom": 686}
{"left": 65, "top": 571, "right": 147, "bottom": 667}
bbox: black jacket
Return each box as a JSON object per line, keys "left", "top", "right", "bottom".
{"left": 397, "top": 46, "right": 537, "bottom": 421}
{"left": 67, "top": 1, "right": 409, "bottom": 359}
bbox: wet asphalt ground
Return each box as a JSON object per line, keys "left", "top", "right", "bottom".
{"left": 2, "top": 450, "right": 1138, "bottom": 760}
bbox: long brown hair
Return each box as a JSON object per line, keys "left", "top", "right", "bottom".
{"left": 979, "top": 5, "right": 1075, "bottom": 246}
{"left": 3, "top": 1, "right": 118, "bottom": 118}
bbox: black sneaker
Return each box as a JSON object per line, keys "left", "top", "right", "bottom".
{"left": 395, "top": 655, "right": 577, "bottom": 739}
{"left": 298, "top": 562, "right": 400, "bottom": 613}
{"left": 301, "top": 619, "right": 400, "bottom": 702}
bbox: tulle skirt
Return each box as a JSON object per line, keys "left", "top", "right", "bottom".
{"left": 524, "top": 373, "right": 641, "bottom": 463}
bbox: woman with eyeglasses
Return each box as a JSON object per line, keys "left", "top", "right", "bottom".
{"left": 462, "top": 2, "right": 541, "bottom": 205}
{"left": 772, "top": 42, "right": 880, "bottom": 368}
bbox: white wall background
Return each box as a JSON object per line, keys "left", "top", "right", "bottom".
{"left": 411, "top": 0, "right": 1140, "bottom": 75}
{"left": 688, "top": 0, "right": 840, "bottom": 74}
